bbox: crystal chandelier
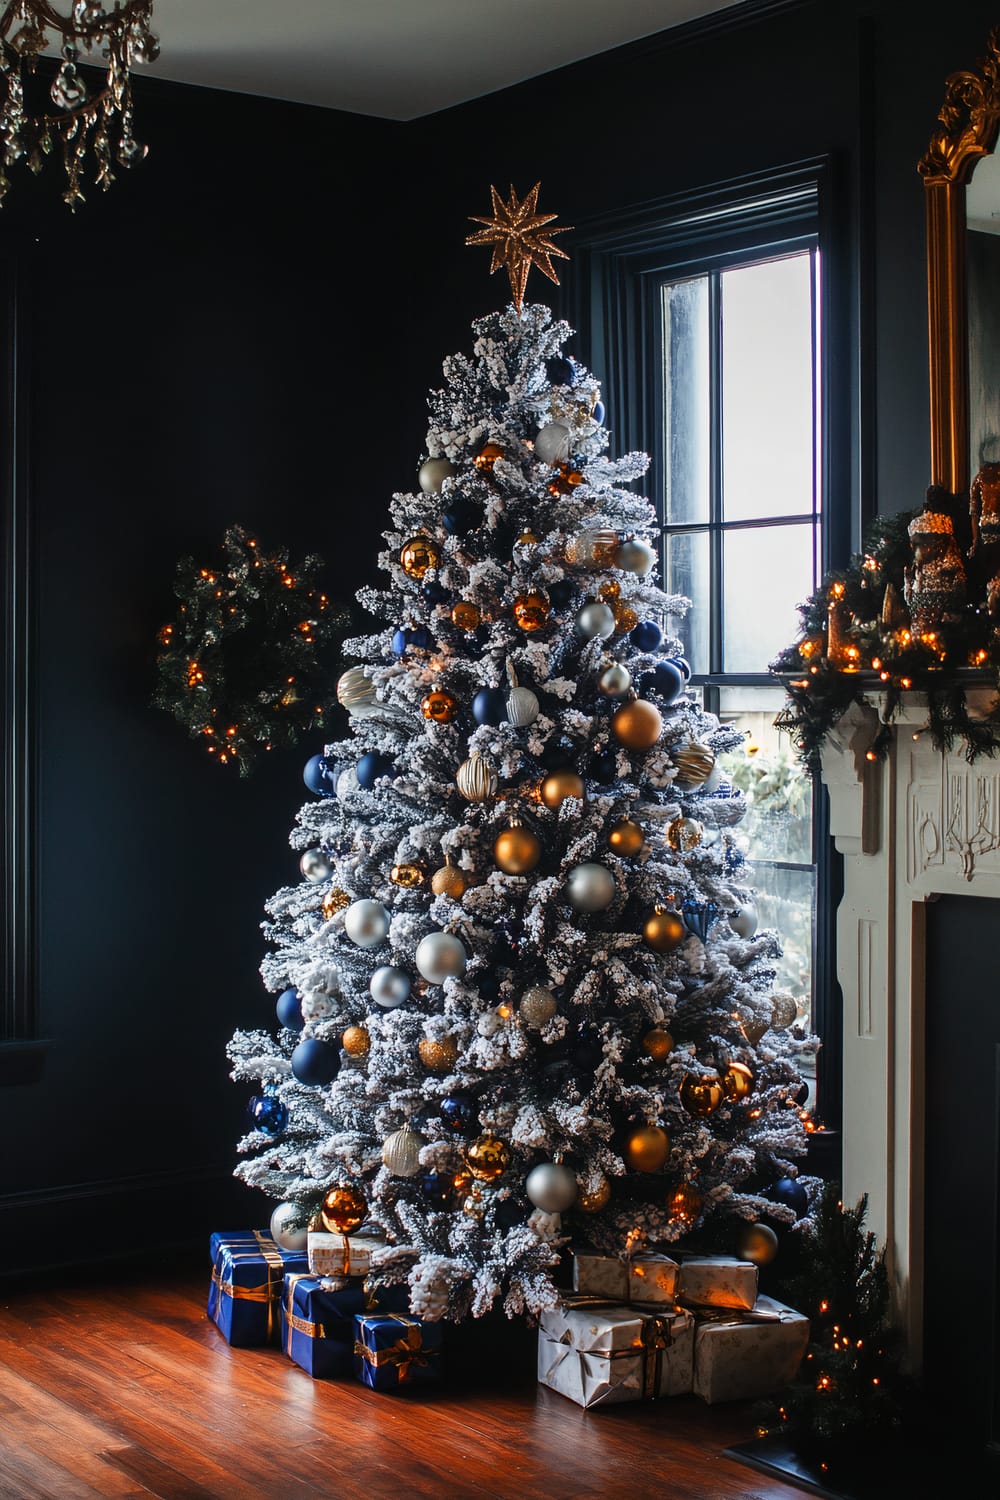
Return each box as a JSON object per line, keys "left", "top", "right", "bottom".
{"left": 0, "top": 1, "right": 158, "bottom": 208}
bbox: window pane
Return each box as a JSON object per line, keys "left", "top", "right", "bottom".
{"left": 662, "top": 277, "right": 709, "bottom": 526}
{"left": 722, "top": 523, "right": 814, "bottom": 672}
{"left": 721, "top": 255, "right": 815, "bottom": 521}
{"left": 664, "top": 529, "right": 710, "bottom": 675}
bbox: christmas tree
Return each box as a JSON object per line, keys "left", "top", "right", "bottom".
{"left": 228, "top": 186, "right": 818, "bottom": 1322}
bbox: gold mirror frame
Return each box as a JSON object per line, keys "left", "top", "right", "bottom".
{"left": 919, "top": 28, "right": 1000, "bottom": 495}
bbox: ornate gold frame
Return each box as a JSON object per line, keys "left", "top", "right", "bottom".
{"left": 918, "top": 28, "right": 1000, "bottom": 495}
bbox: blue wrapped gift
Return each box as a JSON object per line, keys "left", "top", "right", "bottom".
{"left": 207, "top": 1230, "right": 309, "bottom": 1347}
{"left": 282, "top": 1274, "right": 411, "bottom": 1378}
{"left": 353, "top": 1312, "right": 443, "bottom": 1392}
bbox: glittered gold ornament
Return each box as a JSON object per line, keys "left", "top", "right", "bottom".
{"left": 641, "top": 1027, "right": 675, "bottom": 1061}
{"left": 322, "top": 886, "right": 350, "bottom": 919}
{"left": 431, "top": 859, "right": 468, "bottom": 898}
{"left": 341, "top": 1025, "right": 370, "bottom": 1057}
{"left": 576, "top": 1174, "right": 612, "bottom": 1212}
{"left": 390, "top": 862, "right": 425, "bottom": 888}
{"left": 565, "top": 527, "right": 619, "bottom": 568}
{"left": 494, "top": 819, "right": 542, "bottom": 875}
{"left": 680, "top": 1074, "right": 724, "bottom": 1117}
{"left": 612, "top": 602, "right": 639, "bottom": 634}
{"left": 608, "top": 817, "right": 643, "bottom": 856}
{"left": 465, "top": 182, "right": 571, "bottom": 313}
{"left": 519, "top": 985, "right": 557, "bottom": 1028}
{"left": 665, "top": 816, "right": 704, "bottom": 851}
{"left": 721, "top": 1061, "right": 754, "bottom": 1101}
{"left": 451, "top": 600, "right": 481, "bottom": 631}
{"left": 611, "top": 698, "right": 662, "bottom": 751}
{"left": 737, "top": 1221, "right": 780, "bottom": 1267}
{"left": 644, "top": 906, "right": 685, "bottom": 953}
{"left": 418, "top": 1036, "right": 459, "bottom": 1072}
{"left": 673, "top": 740, "right": 716, "bottom": 790}
{"left": 624, "top": 1123, "right": 671, "bottom": 1173}
{"left": 321, "top": 1183, "right": 367, "bottom": 1235}
{"left": 456, "top": 751, "right": 498, "bottom": 802}
{"left": 464, "top": 1132, "right": 511, "bottom": 1182}
{"left": 421, "top": 688, "right": 459, "bottom": 723}
{"left": 474, "top": 441, "right": 504, "bottom": 473}
{"left": 771, "top": 991, "right": 798, "bottom": 1030}
{"left": 598, "top": 579, "right": 620, "bottom": 601}
{"left": 668, "top": 1183, "right": 704, "bottom": 1221}
{"left": 539, "top": 767, "right": 584, "bottom": 808}
{"left": 513, "top": 590, "right": 551, "bottom": 631}
{"left": 399, "top": 535, "right": 440, "bottom": 580}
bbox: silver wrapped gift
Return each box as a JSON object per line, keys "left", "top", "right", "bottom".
{"left": 692, "top": 1295, "right": 810, "bottom": 1404}
{"left": 628, "top": 1252, "right": 680, "bottom": 1305}
{"left": 537, "top": 1298, "right": 694, "bottom": 1409}
{"left": 572, "top": 1252, "right": 629, "bottom": 1301}
{"left": 306, "top": 1232, "right": 383, "bottom": 1279}
{"left": 573, "top": 1251, "right": 679, "bottom": 1304}
{"left": 677, "top": 1254, "right": 759, "bottom": 1311}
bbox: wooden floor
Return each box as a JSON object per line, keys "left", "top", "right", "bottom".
{"left": 0, "top": 1257, "right": 815, "bottom": 1500}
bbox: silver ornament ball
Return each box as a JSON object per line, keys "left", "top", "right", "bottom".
{"left": 566, "top": 862, "right": 616, "bottom": 913}
{"left": 370, "top": 965, "right": 411, "bottom": 1008}
{"left": 418, "top": 457, "right": 456, "bottom": 494}
{"left": 299, "top": 848, "right": 334, "bottom": 883}
{"left": 506, "top": 685, "right": 540, "bottom": 726}
{"left": 344, "top": 899, "right": 390, "bottom": 949}
{"left": 534, "top": 421, "right": 571, "bottom": 466}
{"left": 415, "top": 931, "right": 467, "bottom": 984}
{"left": 575, "top": 601, "right": 616, "bottom": 641}
{"left": 269, "top": 1201, "right": 309, "bottom": 1252}
{"left": 519, "top": 986, "right": 557, "bottom": 1028}
{"left": 597, "top": 661, "right": 632, "bottom": 697}
{"left": 729, "top": 903, "right": 758, "bottom": 939}
{"left": 381, "top": 1124, "right": 427, "bottom": 1177}
{"left": 525, "top": 1162, "right": 579, "bottom": 1213}
{"left": 336, "top": 666, "right": 377, "bottom": 719}
{"left": 614, "top": 538, "right": 657, "bottom": 575}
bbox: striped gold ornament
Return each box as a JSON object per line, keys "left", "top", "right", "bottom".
{"left": 456, "top": 751, "right": 498, "bottom": 802}
{"left": 672, "top": 740, "right": 716, "bottom": 790}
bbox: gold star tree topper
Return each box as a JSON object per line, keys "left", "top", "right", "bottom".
{"left": 466, "top": 183, "right": 571, "bottom": 313}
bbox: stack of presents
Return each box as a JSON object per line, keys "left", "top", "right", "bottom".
{"left": 208, "top": 1228, "right": 809, "bottom": 1406}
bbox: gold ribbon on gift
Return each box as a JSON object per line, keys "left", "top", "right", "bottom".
{"left": 354, "top": 1315, "right": 430, "bottom": 1384}
{"left": 282, "top": 1273, "right": 326, "bottom": 1357}
{"left": 639, "top": 1314, "right": 672, "bottom": 1400}
{"left": 211, "top": 1231, "right": 286, "bottom": 1343}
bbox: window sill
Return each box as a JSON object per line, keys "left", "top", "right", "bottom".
{"left": 0, "top": 1040, "right": 48, "bottom": 1087}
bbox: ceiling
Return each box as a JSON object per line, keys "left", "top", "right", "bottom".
{"left": 137, "top": 0, "right": 743, "bottom": 121}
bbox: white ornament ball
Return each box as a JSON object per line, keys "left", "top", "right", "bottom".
{"left": 344, "top": 899, "right": 390, "bottom": 949}
{"left": 370, "top": 965, "right": 411, "bottom": 1008}
{"left": 526, "top": 1162, "right": 579, "bottom": 1213}
{"left": 415, "top": 931, "right": 467, "bottom": 984}
{"left": 534, "top": 421, "right": 571, "bottom": 466}
{"left": 729, "top": 903, "right": 758, "bottom": 939}
{"left": 597, "top": 662, "right": 632, "bottom": 697}
{"left": 566, "top": 862, "right": 616, "bottom": 913}
{"left": 519, "top": 985, "right": 557, "bottom": 1028}
{"left": 418, "top": 457, "right": 456, "bottom": 493}
{"left": 299, "top": 848, "right": 334, "bottom": 883}
{"left": 336, "top": 666, "right": 377, "bottom": 719}
{"left": 614, "top": 538, "right": 657, "bottom": 575}
{"left": 506, "top": 685, "right": 539, "bottom": 727}
{"left": 336, "top": 767, "right": 359, "bottom": 803}
{"left": 269, "top": 1201, "right": 309, "bottom": 1251}
{"left": 575, "top": 601, "right": 616, "bottom": 641}
{"left": 382, "top": 1124, "right": 427, "bottom": 1177}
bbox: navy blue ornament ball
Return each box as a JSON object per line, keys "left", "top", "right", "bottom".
{"left": 768, "top": 1176, "right": 809, "bottom": 1218}
{"left": 477, "top": 971, "right": 501, "bottom": 1002}
{"left": 589, "top": 747, "right": 618, "bottom": 784}
{"left": 303, "top": 753, "right": 337, "bottom": 797}
{"left": 391, "top": 625, "right": 433, "bottom": 656}
{"left": 443, "top": 498, "right": 479, "bottom": 536}
{"left": 290, "top": 1037, "right": 341, "bottom": 1087}
{"left": 669, "top": 655, "right": 692, "bottom": 682}
{"left": 472, "top": 686, "right": 508, "bottom": 726}
{"left": 631, "top": 619, "right": 663, "bottom": 652}
{"left": 546, "top": 355, "right": 576, "bottom": 387}
{"left": 356, "top": 750, "right": 395, "bottom": 790}
{"left": 421, "top": 1171, "right": 453, "bottom": 1209}
{"left": 423, "top": 580, "right": 448, "bottom": 605}
{"left": 440, "top": 1095, "right": 474, "bottom": 1132}
{"left": 247, "top": 1093, "right": 289, "bottom": 1137}
{"left": 548, "top": 578, "right": 576, "bottom": 609}
{"left": 275, "top": 987, "right": 304, "bottom": 1031}
{"left": 592, "top": 399, "right": 606, "bottom": 425}
{"left": 639, "top": 660, "right": 684, "bottom": 706}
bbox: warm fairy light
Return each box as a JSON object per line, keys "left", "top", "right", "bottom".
{"left": 200, "top": 570, "right": 216, "bottom": 582}
{"left": 830, "top": 581, "right": 845, "bottom": 600}
{"left": 186, "top": 661, "right": 204, "bottom": 686}
{"left": 790, "top": 678, "right": 810, "bottom": 689}
{"left": 971, "top": 649, "right": 989, "bottom": 666}
{"left": 748, "top": 1107, "right": 762, "bottom": 1119}
{"left": 900, "top": 677, "right": 912, "bottom": 689}
{"left": 819, "top": 1300, "right": 829, "bottom": 1313}
{"left": 879, "top": 670, "right": 889, "bottom": 681}
{"left": 817, "top": 1375, "right": 832, "bottom": 1391}
{"left": 865, "top": 750, "right": 877, "bottom": 762}
{"left": 226, "top": 726, "right": 238, "bottom": 737}
{"left": 871, "top": 657, "right": 881, "bottom": 670}
{"left": 798, "top": 637, "right": 820, "bottom": 659}
{"left": 496, "top": 1001, "right": 513, "bottom": 1020}
{"left": 810, "top": 664, "right": 819, "bottom": 674}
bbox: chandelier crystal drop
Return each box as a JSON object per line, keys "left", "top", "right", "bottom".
{"left": 0, "top": 0, "right": 158, "bottom": 208}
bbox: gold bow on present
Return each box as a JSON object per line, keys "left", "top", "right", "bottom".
{"left": 354, "top": 1316, "right": 431, "bottom": 1384}
{"left": 211, "top": 1231, "right": 286, "bottom": 1342}
{"left": 639, "top": 1314, "right": 673, "bottom": 1400}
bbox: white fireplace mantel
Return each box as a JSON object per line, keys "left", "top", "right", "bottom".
{"left": 821, "top": 686, "right": 1000, "bottom": 1359}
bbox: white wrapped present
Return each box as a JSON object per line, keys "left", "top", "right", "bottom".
{"left": 307, "top": 1232, "right": 383, "bottom": 1279}
{"left": 573, "top": 1251, "right": 679, "bottom": 1304}
{"left": 538, "top": 1298, "right": 694, "bottom": 1409}
{"left": 692, "top": 1295, "right": 810, "bottom": 1404}
{"left": 572, "top": 1252, "right": 628, "bottom": 1301}
{"left": 628, "top": 1252, "right": 680, "bottom": 1305}
{"left": 677, "top": 1254, "right": 759, "bottom": 1311}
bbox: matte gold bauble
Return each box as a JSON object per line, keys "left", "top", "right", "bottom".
{"left": 451, "top": 600, "right": 481, "bottom": 631}
{"left": 721, "top": 1061, "right": 754, "bottom": 1101}
{"left": 673, "top": 740, "right": 716, "bottom": 789}
{"left": 668, "top": 1182, "right": 704, "bottom": 1222}
{"left": 513, "top": 590, "right": 551, "bottom": 632}
{"left": 464, "top": 1132, "right": 511, "bottom": 1182}
{"left": 418, "top": 1036, "right": 459, "bottom": 1072}
{"left": 576, "top": 1174, "right": 612, "bottom": 1212}
{"left": 608, "top": 817, "right": 643, "bottom": 856}
{"left": 321, "top": 1183, "right": 367, "bottom": 1235}
{"left": 421, "top": 688, "right": 459, "bottom": 723}
{"left": 641, "top": 1027, "right": 675, "bottom": 1061}
{"left": 644, "top": 906, "right": 685, "bottom": 953}
{"left": 390, "top": 862, "right": 425, "bottom": 888}
{"left": 431, "top": 860, "right": 468, "bottom": 898}
{"left": 665, "top": 816, "right": 704, "bottom": 851}
{"left": 474, "top": 442, "right": 504, "bottom": 473}
{"left": 494, "top": 821, "right": 542, "bottom": 875}
{"left": 399, "top": 535, "right": 440, "bottom": 580}
{"left": 341, "top": 1025, "right": 370, "bottom": 1057}
{"left": 738, "top": 1221, "right": 780, "bottom": 1267}
{"left": 456, "top": 751, "right": 498, "bottom": 802}
{"left": 771, "top": 991, "right": 798, "bottom": 1030}
{"left": 624, "top": 1123, "right": 671, "bottom": 1173}
{"left": 680, "top": 1074, "right": 724, "bottom": 1117}
{"left": 321, "top": 886, "right": 350, "bottom": 919}
{"left": 540, "top": 768, "right": 584, "bottom": 808}
{"left": 611, "top": 698, "right": 663, "bottom": 751}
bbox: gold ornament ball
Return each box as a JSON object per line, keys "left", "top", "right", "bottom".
{"left": 322, "top": 886, "right": 349, "bottom": 919}
{"left": 431, "top": 862, "right": 468, "bottom": 898}
{"left": 451, "top": 600, "right": 481, "bottom": 631}
{"left": 598, "top": 579, "right": 621, "bottom": 601}
{"left": 418, "top": 1036, "right": 459, "bottom": 1072}
{"left": 456, "top": 751, "right": 498, "bottom": 802}
{"left": 613, "top": 602, "right": 639, "bottom": 634}
{"left": 464, "top": 1132, "right": 511, "bottom": 1182}
{"left": 612, "top": 699, "right": 663, "bottom": 751}
{"left": 668, "top": 1183, "right": 704, "bottom": 1222}
{"left": 494, "top": 822, "right": 542, "bottom": 875}
{"left": 624, "top": 1123, "right": 671, "bottom": 1173}
{"left": 399, "top": 535, "right": 440, "bottom": 580}
{"left": 738, "top": 1221, "right": 780, "bottom": 1267}
{"left": 321, "top": 1183, "right": 368, "bottom": 1235}
{"left": 742, "top": 1013, "right": 770, "bottom": 1046}
{"left": 644, "top": 906, "right": 685, "bottom": 953}
{"left": 566, "top": 527, "right": 619, "bottom": 568}
{"left": 576, "top": 1174, "right": 612, "bottom": 1213}
{"left": 673, "top": 741, "right": 716, "bottom": 790}
{"left": 680, "top": 1074, "right": 725, "bottom": 1117}
{"left": 771, "top": 991, "right": 798, "bottom": 1030}
{"left": 513, "top": 590, "right": 551, "bottom": 632}
{"left": 341, "top": 1025, "right": 370, "bottom": 1057}
{"left": 641, "top": 1026, "right": 675, "bottom": 1061}
{"left": 665, "top": 816, "right": 704, "bottom": 852}
{"left": 516, "top": 529, "right": 539, "bottom": 546}
{"left": 721, "top": 1061, "right": 754, "bottom": 1101}
{"left": 540, "top": 768, "right": 584, "bottom": 808}
{"left": 474, "top": 442, "right": 504, "bottom": 473}
{"left": 390, "top": 862, "right": 425, "bottom": 888}
{"left": 421, "top": 688, "right": 459, "bottom": 723}
{"left": 608, "top": 817, "right": 643, "bottom": 857}
{"left": 519, "top": 985, "right": 557, "bottom": 1028}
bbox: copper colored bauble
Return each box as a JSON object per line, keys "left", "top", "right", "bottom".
{"left": 513, "top": 590, "right": 551, "bottom": 631}
{"left": 641, "top": 1027, "right": 675, "bottom": 1061}
{"left": 456, "top": 751, "right": 498, "bottom": 802}
{"left": 547, "top": 463, "right": 584, "bottom": 497}
{"left": 669, "top": 1183, "right": 704, "bottom": 1222}
{"left": 421, "top": 688, "right": 459, "bottom": 723}
{"left": 680, "top": 1074, "right": 724, "bottom": 1117}
{"left": 612, "top": 602, "right": 639, "bottom": 634}
{"left": 608, "top": 817, "right": 643, "bottom": 857}
{"left": 516, "top": 529, "right": 539, "bottom": 546}
{"left": 418, "top": 1035, "right": 459, "bottom": 1072}
{"left": 566, "top": 527, "right": 619, "bottom": 568}
{"left": 576, "top": 1174, "right": 612, "bottom": 1212}
{"left": 624, "top": 1123, "right": 671, "bottom": 1173}
{"left": 612, "top": 698, "right": 663, "bottom": 751}
{"left": 738, "top": 1221, "right": 780, "bottom": 1267}
{"left": 494, "top": 820, "right": 542, "bottom": 875}
{"left": 540, "top": 768, "right": 584, "bottom": 808}
{"left": 321, "top": 886, "right": 350, "bottom": 919}
{"left": 673, "top": 740, "right": 716, "bottom": 790}
{"left": 665, "top": 816, "right": 704, "bottom": 852}
{"left": 451, "top": 600, "right": 481, "bottom": 631}
{"left": 771, "top": 991, "right": 798, "bottom": 1030}
{"left": 431, "top": 860, "right": 468, "bottom": 898}
{"left": 721, "top": 1061, "right": 754, "bottom": 1101}
{"left": 399, "top": 535, "right": 440, "bottom": 580}
{"left": 644, "top": 906, "right": 685, "bottom": 953}
{"left": 464, "top": 1133, "right": 511, "bottom": 1182}
{"left": 321, "top": 1183, "right": 367, "bottom": 1235}
{"left": 598, "top": 579, "right": 621, "bottom": 601}
{"left": 341, "top": 1025, "right": 370, "bottom": 1057}
{"left": 390, "top": 863, "right": 425, "bottom": 889}
{"left": 741, "top": 1013, "right": 770, "bottom": 1046}
{"left": 474, "top": 442, "right": 504, "bottom": 473}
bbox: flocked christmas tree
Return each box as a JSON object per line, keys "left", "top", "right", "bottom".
{"left": 228, "top": 185, "right": 818, "bottom": 1322}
